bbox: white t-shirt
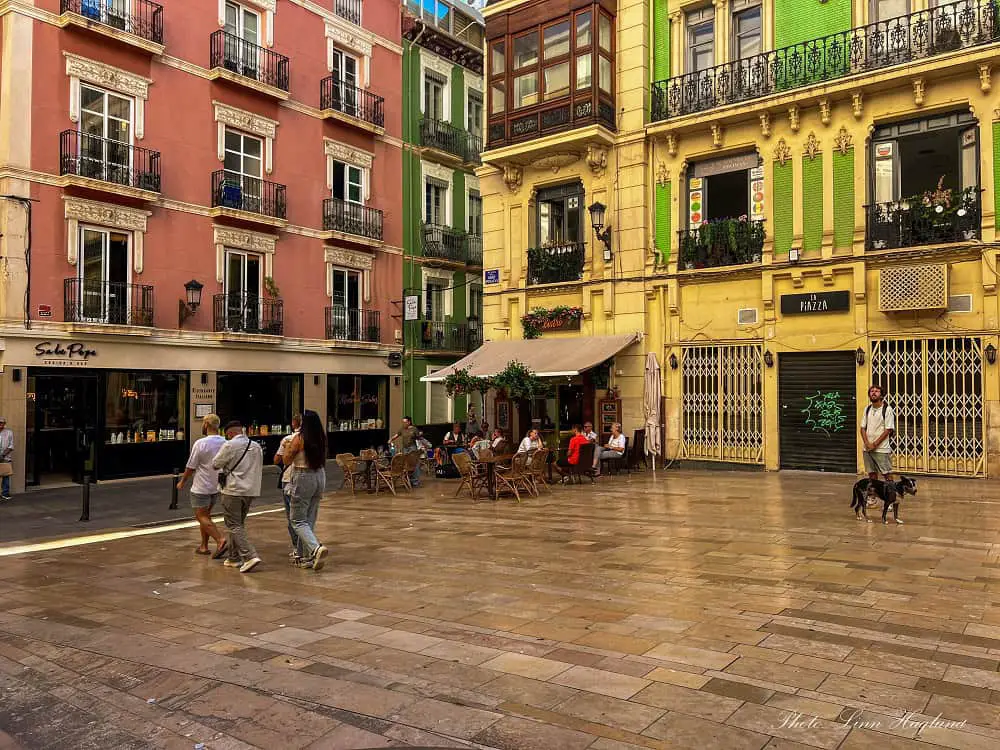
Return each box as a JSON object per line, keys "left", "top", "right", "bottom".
{"left": 607, "top": 433, "right": 626, "bottom": 452}
{"left": 185, "top": 434, "right": 226, "bottom": 495}
{"left": 517, "top": 437, "right": 540, "bottom": 454}
{"left": 862, "top": 403, "right": 895, "bottom": 454}
{"left": 584, "top": 430, "right": 598, "bottom": 443}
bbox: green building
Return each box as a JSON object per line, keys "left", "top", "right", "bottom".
{"left": 401, "top": 1, "right": 485, "bottom": 426}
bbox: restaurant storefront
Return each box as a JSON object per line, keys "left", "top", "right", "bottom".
{"left": 0, "top": 333, "right": 402, "bottom": 490}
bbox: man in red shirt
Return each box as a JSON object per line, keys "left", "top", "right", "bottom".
{"left": 556, "top": 425, "right": 590, "bottom": 482}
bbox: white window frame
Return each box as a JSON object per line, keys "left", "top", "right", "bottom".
{"left": 424, "top": 179, "right": 449, "bottom": 226}
{"left": 325, "top": 138, "right": 373, "bottom": 201}
{"left": 324, "top": 247, "right": 373, "bottom": 302}
{"left": 420, "top": 48, "right": 453, "bottom": 117}
{"left": 421, "top": 267, "right": 454, "bottom": 318}
{"left": 77, "top": 83, "right": 134, "bottom": 180}
{"left": 467, "top": 281, "right": 483, "bottom": 321}
{"left": 64, "top": 196, "right": 149, "bottom": 273}
{"left": 326, "top": 20, "right": 373, "bottom": 86}
{"left": 66, "top": 53, "right": 150, "bottom": 140}
{"left": 223, "top": 127, "right": 264, "bottom": 181}
{"left": 464, "top": 68, "right": 483, "bottom": 138}
{"left": 330, "top": 265, "right": 363, "bottom": 310}
{"left": 330, "top": 161, "right": 365, "bottom": 204}
{"left": 218, "top": 0, "right": 274, "bottom": 47}
{"left": 329, "top": 47, "right": 361, "bottom": 115}
{"left": 421, "top": 160, "right": 454, "bottom": 226}
{"left": 465, "top": 172, "right": 482, "bottom": 236}
{"left": 76, "top": 224, "right": 133, "bottom": 324}
{"left": 427, "top": 365, "right": 455, "bottom": 424}
{"left": 224, "top": 247, "right": 264, "bottom": 298}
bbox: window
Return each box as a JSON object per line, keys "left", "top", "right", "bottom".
{"left": 469, "top": 283, "right": 483, "bottom": 319}
{"left": 332, "top": 161, "right": 364, "bottom": 204}
{"left": 599, "top": 13, "right": 611, "bottom": 51}
{"left": 329, "top": 49, "right": 359, "bottom": 116}
{"left": 79, "top": 84, "right": 132, "bottom": 181}
{"left": 424, "top": 73, "right": 446, "bottom": 120}
{"left": 491, "top": 41, "right": 505, "bottom": 78}
{"left": 514, "top": 32, "right": 539, "bottom": 68}
{"left": 225, "top": 1, "right": 259, "bottom": 42}
{"left": 425, "top": 179, "right": 448, "bottom": 225}
{"left": 428, "top": 372, "right": 452, "bottom": 423}
{"left": 544, "top": 21, "right": 571, "bottom": 59}
{"left": 537, "top": 183, "right": 584, "bottom": 245}
{"left": 576, "top": 11, "right": 592, "bottom": 48}
{"left": 223, "top": 1, "right": 260, "bottom": 76}
{"left": 105, "top": 372, "right": 188, "bottom": 445}
{"left": 468, "top": 190, "right": 483, "bottom": 236}
{"left": 732, "top": 2, "right": 761, "bottom": 60}
{"left": 686, "top": 152, "right": 762, "bottom": 225}
{"left": 331, "top": 267, "right": 361, "bottom": 310}
{"left": 78, "top": 226, "right": 129, "bottom": 324}
{"left": 328, "top": 375, "right": 388, "bottom": 431}
{"left": 597, "top": 12, "right": 613, "bottom": 94}
{"left": 687, "top": 8, "right": 715, "bottom": 72}
{"left": 425, "top": 280, "right": 445, "bottom": 321}
{"left": 468, "top": 91, "right": 483, "bottom": 139}
{"left": 224, "top": 248, "right": 262, "bottom": 330}
{"left": 513, "top": 31, "right": 539, "bottom": 109}
{"left": 490, "top": 84, "right": 505, "bottom": 115}
{"left": 872, "top": 0, "right": 909, "bottom": 20}
{"left": 223, "top": 128, "right": 263, "bottom": 207}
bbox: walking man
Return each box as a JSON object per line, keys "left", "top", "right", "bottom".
{"left": 274, "top": 414, "right": 302, "bottom": 562}
{"left": 861, "top": 384, "right": 895, "bottom": 484}
{"left": 213, "top": 420, "right": 263, "bottom": 573}
{"left": 390, "top": 416, "right": 421, "bottom": 487}
{"left": 0, "top": 417, "right": 13, "bottom": 501}
{"left": 177, "top": 414, "right": 227, "bottom": 558}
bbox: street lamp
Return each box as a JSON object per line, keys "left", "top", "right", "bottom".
{"left": 588, "top": 201, "right": 613, "bottom": 262}
{"left": 178, "top": 279, "right": 204, "bottom": 327}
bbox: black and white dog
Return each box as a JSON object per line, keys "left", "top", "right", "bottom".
{"left": 851, "top": 476, "right": 917, "bottom": 524}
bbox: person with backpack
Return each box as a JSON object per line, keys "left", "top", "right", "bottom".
{"left": 860, "top": 384, "right": 895, "bottom": 483}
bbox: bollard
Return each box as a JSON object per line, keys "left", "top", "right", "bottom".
{"left": 79, "top": 473, "right": 91, "bottom": 522}
{"left": 169, "top": 467, "right": 180, "bottom": 510}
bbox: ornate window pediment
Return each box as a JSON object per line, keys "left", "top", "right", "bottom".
{"left": 65, "top": 53, "right": 151, "bottom": 139}
{"left": 325, "top": 247, "right": 374, "bottom": 301}
{"left": 213, "top": 101, "right": 279, "bottom": 173}
{"left": 63, "top": 197, "right": 151, "bottom": 272}
{"left": 213, "top": 225, "right": 277, "bottom": 282}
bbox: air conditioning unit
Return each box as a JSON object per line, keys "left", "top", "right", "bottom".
{"left": 947, "top": 294, "right": 973, "bottom": 313}
{"left": 737, "top": 307, "right": 758, "bottom": 325}
{"left": 878, "top": 264, "right": 948, "bottom": 312}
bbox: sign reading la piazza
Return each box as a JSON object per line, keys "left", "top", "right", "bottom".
{"left": 35, "top": 341, "right": 97, "bottom": 366}
{"left": 780, "top": 291, "right": 851, "bottom": 315}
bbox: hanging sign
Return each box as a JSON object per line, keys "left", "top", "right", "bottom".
{"left": 750, "top": 165, "right": 765, "bottom": 221}
{"left": 689, "top": 177, "right": 704, "bottom": 226}
{"left": 403, "top": 295, "right": 419, "bottom": 321}
{"left": 780, "top": 291, "right": 851, "bottom": 315}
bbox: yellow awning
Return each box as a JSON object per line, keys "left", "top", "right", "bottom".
{"left": 421, "top": 333, "right": 641, "bottom": 382}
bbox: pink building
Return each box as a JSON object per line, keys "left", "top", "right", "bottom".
{"left": 0, "top": 0, "right": 403, "bottom": 489}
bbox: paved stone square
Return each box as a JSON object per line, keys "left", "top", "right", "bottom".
{"left": 2, "top": 469, "right": 1000, "bottom": 749}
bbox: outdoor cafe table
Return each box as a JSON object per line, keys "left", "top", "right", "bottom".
{"left": 477, "top": 453, "right": 513, "bottom": 501}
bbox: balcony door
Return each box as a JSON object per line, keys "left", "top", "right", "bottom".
{"left": 223, "top": 128, "right": 263, "bottom": 212}
{"left": 330, "top": 267, "right": 361, "bottom": 339}
{"left": 224, "top": 1, "right": 260, "bottom": 77}
{"left": 224, "top": 249, "right": 262, "bottom": 331}
{"left": 424, "top": 73, "right": 446, "bottom": 121}
{"left": 79, "top": 227, "right": 129, "bottom": 324}
{"left": 330, "top": 49, "right": 359, "bottom": 116}
{"left": 537, "top": 182, "right": 583, "bottom": 246}
{"left": 79, "top": 84, "right": 132, "bottom": 185}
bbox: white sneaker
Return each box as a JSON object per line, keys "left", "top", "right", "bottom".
{"left": 312, "top": 546, "right": 329, "bottom": 572}
{"left": 239, "top": 557, "right": 261, "bottom": 573}
{"left": 895, "top": 518, "right": 904, "bottom": 525}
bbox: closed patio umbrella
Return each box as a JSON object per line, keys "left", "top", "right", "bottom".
{"left": 643, "top": 352, "right": 662, "bottom": 472}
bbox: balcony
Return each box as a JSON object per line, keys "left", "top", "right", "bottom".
{"left": 420, "top": 119, "right": 481, "bottom": 165}
{"left": 422, "top": 224, "right": 470, "bottom": 265}
{"left": 467, "top": 235, "right": 483, "bottom": 268}
{"left": 416, "top": 321, "right": 472, "bottom": 352}
{"left": 527, "top": 242, "right": 585, "bottom": 286}
{"left": 325, "top": 306, "right": 380, "bottom": 343}
{"left": 323, "top": 198, "right": 383, "bottom": 243}
{"left": 213, "top": 293, "right": 283, "bottom": 336}
{"left": 678, "top": 219, "right": 766, "bottom": 270}
{"left": 866, "top": 189, "right": 981, "bottom": 250}
{"left": 211, "top": 170, "right": 287, "bottom": 226}
{"left": 320, "top": 77, "right": 385, "bottom": 132}
{"left": 334, "top": 0, "right": 362, "bottom": 25}
{"left": 650, "top": 0, "right": 1000, "bottom": 122}
{"left": 59, "top": 130, "right": 161, "bottom": 197}
{"left": 467, "top": 319, "right": 482, "bottom": 351}
{"left": 64, "top": 278, "right": 154, "bottom": 327}
{"left": 209, "top": 29, "right": 289, "bottom": 99}
{"left": 489, "top": 99, "right": 617, "bottom": 151}
{"left": 60, "top": 0, "right": 164, "bottom": 53}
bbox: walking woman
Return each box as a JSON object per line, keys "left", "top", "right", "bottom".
{"left": 177, "top": 414, "right": 227, "bottom": 558}
{"left": 282, "top": 410, "right": 330, "bottom": 571}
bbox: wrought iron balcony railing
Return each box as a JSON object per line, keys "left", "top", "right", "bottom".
{"left": 210, "top": 29, "right": 289, "bottom": 92}
{"left": 651, "top": 0, "right": 999, "bottom": 121}
{"left": 422, "top": 224, "right": 469, "bottom": 263}
{"left": 466, "top": 235, "right": 483, "bottom": 268}
{"left": 213, "top": 293, "right": 283, "bottom": 336}
{"left": 678, "top": 219, "right": 766, "bottom": 270}
{"left": 323, "top": 198, "right": 383, "bottom": 241}
{"left": 320, "top": 77, "right": 385, "bottom": 127}
{"left": 334, "top": 0, "right": 362, "bottom": 25}
{"left": 64, "top": 278, "right": 154, "bottom": 327}
{"left": 325, "top": 306, "right": 380, "bottom": 343}
{"left": 212, "top": 170, "right": 286, "bottom": 220}
{"left": 467, "top": 319, "right": 482, "bottom": 351}
{"left": 420, "top": 119, "right": 481, "bottom": 164}
{"left": 866, "top": 189, "right": 981, "bottom": 250}
{"left": 416, "top": 321, "right": 470, "bottom": 351}
{"left": 60, "top": 130, "right": 161, "bottom": 192}
{"left": 61, "top": 0, "right": 163, "bottom": 44}
{"left": 527, "top": 242, "right": 585, "bottom": 285}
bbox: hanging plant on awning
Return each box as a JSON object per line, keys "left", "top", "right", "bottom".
{"left": 520, "top": 305, "right": 584, "bottom": 339}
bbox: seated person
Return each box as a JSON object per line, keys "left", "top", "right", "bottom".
{"left": 556, "top": 425, "right": 590, "bottom": 481}
{"left": 595, "top": 422, "right": 626, "bottom": 476}
{"left": 434, "top": 422, "right": 465, "bottom": 465}
{"left": 468, "top": 432, "right": 488, "bottom": 459}
{"left": 516, "top": 428, "right": 542, "bottom": 455}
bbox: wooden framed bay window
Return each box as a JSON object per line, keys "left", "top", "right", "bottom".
{"left": 486, "top": 0, "right": 615, "bottom": 148}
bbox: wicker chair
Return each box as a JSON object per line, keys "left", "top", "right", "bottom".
{"left": 335, "top": 452, "right": 366, "bottom": 493}
{"left": 497, "top": 453, "right": 534, "bottom": 501}
{"left": 528, "top": 448, "right": 551, "bottom": 494}
{"left": 453, "top": 451, "right": 487, "bottom": 501}
{"left": 375, "top": 454, "right": 407, "bottom": 496}
{"left": 403, "top": 451, "right": 421, "bottom": 489}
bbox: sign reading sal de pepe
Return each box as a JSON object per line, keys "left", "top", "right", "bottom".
{"left": 780, "top": 291, "right": 851, "bottom": 316}
{"left": 34, "top": 341, "right": 97, "bottom": 366}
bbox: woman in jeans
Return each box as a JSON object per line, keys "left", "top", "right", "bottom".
{"left": 282, "top": 410, "right": 329, "bottom": 571}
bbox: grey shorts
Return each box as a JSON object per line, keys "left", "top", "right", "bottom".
{"left": 191, "top": 492, "right": 219, "bottom": 510}
{"left": 863, "top": 451, "right": 893, "bottom": 476}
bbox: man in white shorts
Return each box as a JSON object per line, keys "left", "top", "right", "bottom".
{"left": 861, "top": 384, "right": 895, "bottom": 483}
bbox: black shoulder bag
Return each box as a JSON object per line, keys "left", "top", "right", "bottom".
{"left": 218, "top": 439, "right": 252, "bottom": 489}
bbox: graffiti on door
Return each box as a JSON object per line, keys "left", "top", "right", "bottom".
{"left": 802, "top": 391, "right": 847, "bottom": 437}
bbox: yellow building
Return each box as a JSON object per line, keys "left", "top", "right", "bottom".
{"left": 471, "top": 0, "right": 1000, "bottom": 477}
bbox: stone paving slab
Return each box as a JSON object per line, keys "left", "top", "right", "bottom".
{"left": 2, "top": 470, "right": 1000, "bottom": 748}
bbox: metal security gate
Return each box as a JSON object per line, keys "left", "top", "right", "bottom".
{"left": 779, "top": 351, "right": 857, "bottom": 472}
{"left": 681, "top": 344, "right": 764, "bottom": 464}
{"left": 871, "top": 338, "right": 985, "bottom": 477}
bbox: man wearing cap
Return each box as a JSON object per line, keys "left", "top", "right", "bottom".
{"left": 212, "top": 419, "right": 264, "bottom": 573}
{"left": 0, "top": 417, "right": 13, "bottom": 501}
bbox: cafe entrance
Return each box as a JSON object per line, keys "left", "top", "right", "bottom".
{"left": 26, "top": 371, "right": 99, "bottom": 486}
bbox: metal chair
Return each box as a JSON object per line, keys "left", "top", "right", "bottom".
{"left": 600, "top": 436, "right": 630, "bottom": 476}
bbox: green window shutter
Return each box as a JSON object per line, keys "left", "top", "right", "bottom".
{"left": 801, "top": 156, "right": 823, "bottom": 252}
{"left": 655, "top": 182, "right": 671, "bottom": 263}
{"left": 452, "top": 171, "right": 466, "bottom": 232}
{"left": 994, "top": 122, "right": 1000, "bottom": 227}
{"left": 772, "top": 162, "right": 793, "bottom": 255}
{"left": 774, "top": 0, "right": 852, "bottom": 49}
{"left": 833, "top": 150, "right": 855, "bottom": 250}
{"left": 652, "top": 0, "right": 670, "bottom": 81}
{"left": 451, "top": 65, "right": 464, "bottom": 128}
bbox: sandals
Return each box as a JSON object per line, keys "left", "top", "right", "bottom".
{"left": 195, "top": 548, "right": 211, "bottom": 555}
{"left": 211, "top": 541, "right": 229, "bottom": 560}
